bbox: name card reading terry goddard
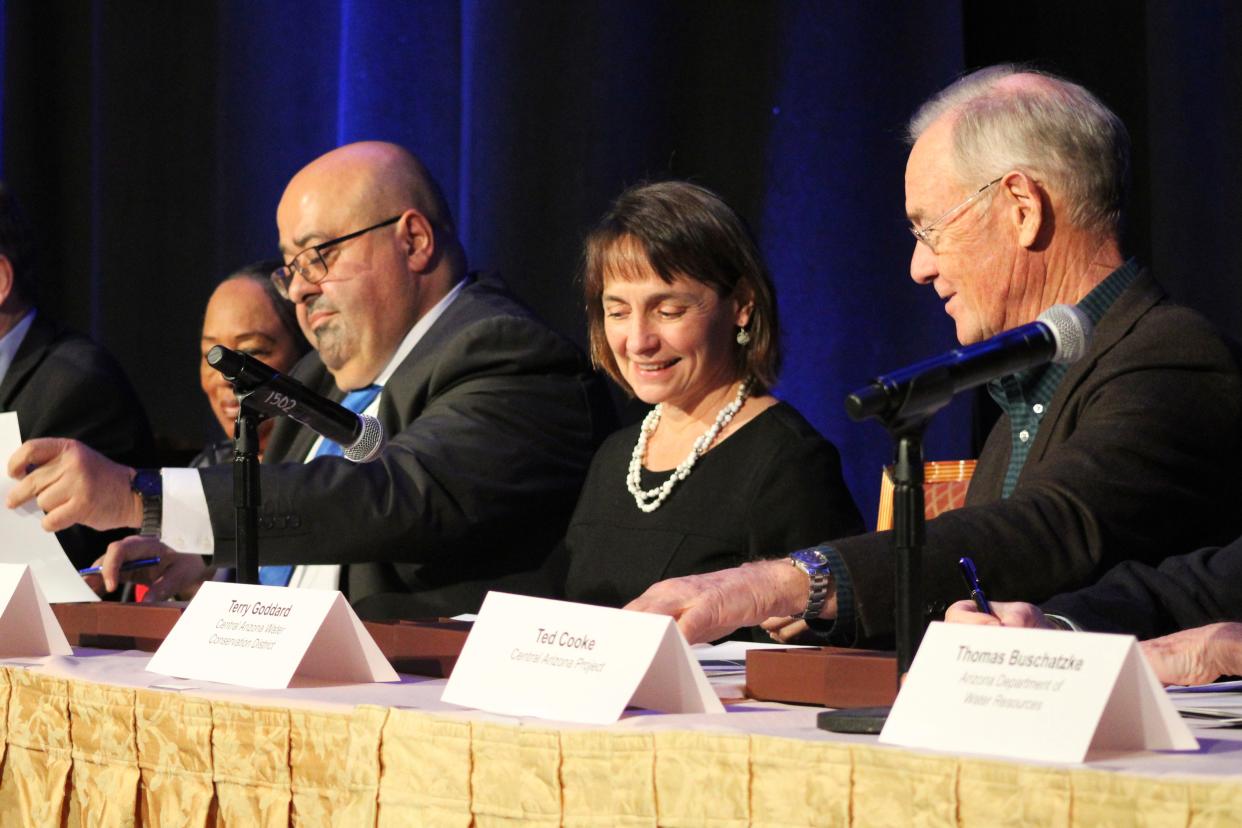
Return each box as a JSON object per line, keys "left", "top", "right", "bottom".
{"left": 147, "top": 581, "right": 398, "bottom": 688}
{"left": 880, "top": 622, "right": 1196, "bottom": 763}
{"left": 442, "top": 591, "right": 724, "bottom": 724}
{"left": 0, "top": 563, "right": 72, "bottom": 658}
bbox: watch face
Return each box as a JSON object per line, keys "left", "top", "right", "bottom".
{"left": 131, "top": 470, "right": 162, "bottom": 497}
{"left": 790, "top": 548, "right": 830, "bottom": 572}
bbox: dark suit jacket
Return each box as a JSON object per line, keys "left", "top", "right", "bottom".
{"left": 1041, "top": 542, "right": 1242, "bottom": 639}
{"left": 829, "top": 270, "right": 1242, "bottom": 645}
{"left": 0, "top": 313, "right": 154, "bottom": 567}
{"left": 198, "top": 275, "right": 614, "bottom": 617}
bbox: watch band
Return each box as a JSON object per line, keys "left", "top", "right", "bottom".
{"left": 788, "top": 548, "right": 833, "bottom": 620}
{"left": 130, "top": 469, "right": 162, "bottom": 538}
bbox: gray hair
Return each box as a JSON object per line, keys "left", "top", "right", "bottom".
{"left": 907, "top": 64, "right": 1130, "bottom": 236}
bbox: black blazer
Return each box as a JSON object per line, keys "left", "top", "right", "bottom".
{"left": 828, "top": 270, "right": 1242, "bottom": 645}
{"left": 198, "top": 275, "right": 613, "bottom": 617}
{"left": 1041, "top": 542, "right": 1242, "bottom": 639}
{"left": 0, "top": 313, "right": 154, "bottom": 567}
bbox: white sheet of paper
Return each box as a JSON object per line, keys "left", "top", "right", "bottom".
{"left": 442, "top": 591, "right": 724, "bottom": 724}
{"left": 0, "top": 413, "right": 99, "bottom": 603}
{"left": 881, "top": 622, "right": 1196, "bottom": 763}
{"left": 1169, "top": 679, "right": 1242, "bottom": 693}
{"left": 0, "top": 563, "right": 72, "bottom": 657}
{"left": 146, "top": 581, "right": 398, "bottom": 688}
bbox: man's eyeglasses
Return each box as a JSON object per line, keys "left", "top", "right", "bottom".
{"left": 271, "top": 215, "right": 402, "bottom": 298}
{"left": 909, "top": 177, "right": 1002, "bottom": 254}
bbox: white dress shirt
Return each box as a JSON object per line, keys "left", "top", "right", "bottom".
{"left": 0, "top": 309, "right": 36, "bottom": 391}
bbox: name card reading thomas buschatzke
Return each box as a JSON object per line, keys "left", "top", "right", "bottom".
{"left": 880, "top": 621, "right": 1196, "bottom": 762}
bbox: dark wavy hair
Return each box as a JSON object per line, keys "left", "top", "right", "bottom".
{"left": 581, "top": 181, "right": 780, "bottom": 394}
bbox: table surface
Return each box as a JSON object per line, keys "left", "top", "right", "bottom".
{"left": 5, "top": 647, "right": 1242, "bottom": 782}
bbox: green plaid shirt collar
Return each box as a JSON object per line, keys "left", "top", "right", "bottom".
{"left": 986, "top": 259, "right": 1141, "bottom": 498}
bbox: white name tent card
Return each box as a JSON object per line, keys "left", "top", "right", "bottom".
{"left": 0, "top": 412, "right": 99, "bottom": 604}
{"left": 880, "top": 622, "right": 1196, "bottom": 763}
{"left": 442, "top": 591, "right": 724, "bottom": 724}
{"left": 0, "top": 563, "right": 72, "bottom": 657}
{"left": 147, "top": 581, "right": 398, "bottom": 688}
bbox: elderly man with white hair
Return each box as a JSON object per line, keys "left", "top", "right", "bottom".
{"left": 624, "top": 65, "right": 1242, "bottom": 647}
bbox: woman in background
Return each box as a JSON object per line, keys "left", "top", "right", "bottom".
{"left": 100, "top": 260, "right": 311, "bottom": 598}
{"left": 195, "top": 260, "right": 311, "bottom": 465}
{"left": 560, "top": 181, "right": 864, "bottom": 608}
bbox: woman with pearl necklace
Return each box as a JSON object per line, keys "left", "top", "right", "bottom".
{"left": 554, "top": 181, "right": 864, "bottom": 617}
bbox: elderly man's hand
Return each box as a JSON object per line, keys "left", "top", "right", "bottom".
{"left": 93, "top": 535, "right": 210, "bottom": 602}
{"left": 1139, "top": 622, "right": 1242, "bottom": 686}
{"left": 6, "top": 438, "right": 141, "bottom": 533}
{"left": 760, "top": 615, "right": 811, "bottom": 644}
{"left": 624, "top": 559, "right": 816, "bottom": 644}
{"left": 944, "top": 599, "right": 1055, "bottom": 629}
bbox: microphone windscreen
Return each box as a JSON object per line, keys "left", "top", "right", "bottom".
{"left": 1038, "top": 304, "right": 1092, "bottom": 364}
{"left": 344, "top": 415, "right": 385, "bottom": 462}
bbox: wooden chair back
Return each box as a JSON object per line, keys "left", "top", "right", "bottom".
{"left": 875, "top": 460, "right": 976, "bottom": 531}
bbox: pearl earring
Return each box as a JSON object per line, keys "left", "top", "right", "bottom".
{"left": 736, "top": 327, "right": 752, "bottom": 346}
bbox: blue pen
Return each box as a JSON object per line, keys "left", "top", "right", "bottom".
{"left": 77, "top": 557, "right": 161, "bottom": 577}
{"left": 957, "top": 556, "right": 995, "bottom": 617}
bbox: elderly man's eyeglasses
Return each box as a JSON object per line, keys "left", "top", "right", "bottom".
{"left": 270, "top": 215, "right": 402, "bottom": 299}
{"left": 909, "top": 177, "right": 1003, "bottom": 254}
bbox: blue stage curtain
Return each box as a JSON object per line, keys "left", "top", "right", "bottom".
{"left": 1, "top": 2, "right": 1238, "bottom": 524}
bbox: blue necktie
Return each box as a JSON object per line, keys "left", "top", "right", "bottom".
{"left": 259, "top": 384, "right": 383, "bottom": 587}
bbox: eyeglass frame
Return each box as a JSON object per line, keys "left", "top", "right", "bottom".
{"left": 908, "top": 176, "right": 1003, "bottom": 253}
{"left": 270, "top": 214, "right": 403, "bottom": 298}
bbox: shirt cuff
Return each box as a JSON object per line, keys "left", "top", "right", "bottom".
{"left": 159, "top": 468, "right": 214, "bottom": 555}
{"left": 1044, "top": 613, "right": 1081, "bottom": 632}
{"left": 803, "top": 544, "right": 856, "bottom": 646}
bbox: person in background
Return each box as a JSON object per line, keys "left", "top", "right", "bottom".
{"left": 620, "top": 65, "right": 1242, "bottom": 647}
{"left": 105, "top": 260, "right": 312, "bottom": 599}
{"left": 557, "top": 181, "right": 864, "bottom": 609}
{"left": 0, "top": 182, "right": 153, "bottom": 569}
{"left": 195, "top": 259, "right": 311, "bottom": 466}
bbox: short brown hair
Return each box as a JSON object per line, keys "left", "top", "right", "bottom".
{"left": 581, "top": 181, "right": 780, "bottom": 395}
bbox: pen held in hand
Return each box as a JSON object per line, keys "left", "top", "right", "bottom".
{"left": 77, "top": 557, "right": 160, "bottom": 577}
{"left": 957, "top": 556, "right": 996, "bottom": 618}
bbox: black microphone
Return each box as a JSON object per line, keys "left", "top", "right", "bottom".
{"left": 846, "top": 303, "right": 1092, "bottom": 424}
{"left": 206, "top": 345, "right": 385, "bottom": 462}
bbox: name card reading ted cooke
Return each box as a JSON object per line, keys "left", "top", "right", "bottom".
{"left": 880, "top": 622, "right": 1196, "bottom": 763}
{"left": 147, "top": 581, "right": 398, "bottom": 688}
{"left": 442, "top": 591, "right": 724, "bottom": 724}
{"left": 0, "top": 563, "right": 72, "bottom": 658}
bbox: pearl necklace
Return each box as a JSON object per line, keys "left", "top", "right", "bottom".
{"left": 627, "top": 379, "right": 752, "bottom": 513}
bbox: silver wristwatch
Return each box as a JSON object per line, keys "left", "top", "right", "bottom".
{"left": 788, "top": 547, "right": 833, "bottom": 620}
{"left": 130, "top": 469, "right": 162, "bottom": 538}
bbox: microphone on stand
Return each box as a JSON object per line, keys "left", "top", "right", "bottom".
{"left": 846, "top": 303, "right": 1093, "bottom": 425}
{"left": 205, "top": 345, "right": 385, "bottom": 462}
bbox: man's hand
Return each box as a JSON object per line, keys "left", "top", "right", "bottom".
{"left": 624, "top": 560, "right": 816, "bottom": 644}
{"left": 1139, "top": 622, "right": 1242, "bottom": 686}
{"left": 94, "top": 535, "right": 210, "bottom": 601}
{"left": 944, "top": 599, "right": 1055, "bottom": 629}
{"left": 760, "top": 615, "right": 810, "bottom": 643}
{"left": 7, "top": 438, "right": 141, "bottom": 532}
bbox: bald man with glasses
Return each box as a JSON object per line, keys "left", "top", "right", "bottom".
{"left": 9, "top": 141, "right": 612, "bottom": 617}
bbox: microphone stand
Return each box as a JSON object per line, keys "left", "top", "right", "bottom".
{"left": 889, "top": 419, "right": 928, "bottom": 678}
{"left": 230, "top": 393, "right": 266, "bottom": 585}
{"left": 819, "top": 411, "right": 930, "bottom": 734}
